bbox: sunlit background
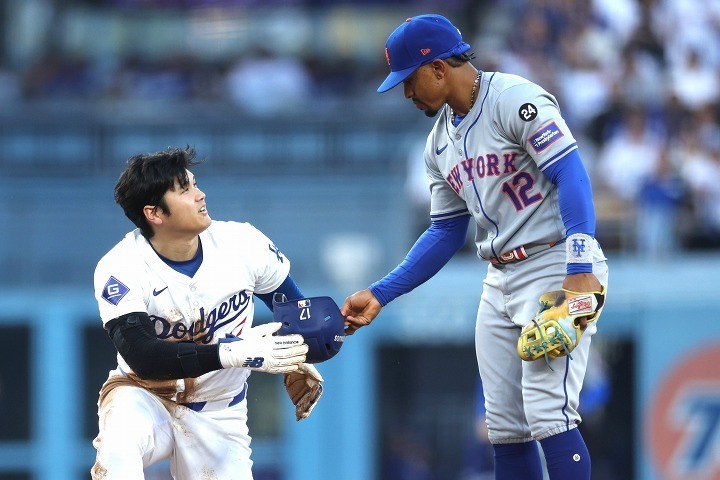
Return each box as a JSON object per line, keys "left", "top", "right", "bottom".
{"left": 0, "top": 0, "right": 719, "bottom": 479}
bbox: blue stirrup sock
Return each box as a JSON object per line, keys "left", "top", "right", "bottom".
{"left": 493, "top": 441, "right": 543, "bottom": 480}
{"left": 539, "top": 428, "right": 591, "bottom": 480}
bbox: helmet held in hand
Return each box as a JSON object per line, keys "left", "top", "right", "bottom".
{"left": 273, "top": 294, "right": 345, "bottom": 363}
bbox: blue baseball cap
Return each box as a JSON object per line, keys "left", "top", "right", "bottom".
{"left": 377, "top": 14, "right": 471, "bottom": 93}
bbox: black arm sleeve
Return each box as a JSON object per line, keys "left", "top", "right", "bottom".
{"left": 105, "top": 312, "right": 223, "bottom": 380}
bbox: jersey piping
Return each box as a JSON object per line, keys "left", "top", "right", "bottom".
{"left": 430, "top": 207, "right": 471, "bottom": 221}
{"left": 538, "top": 142, "right": 578, "bottom": 171}
{"left": 461, "top": 72, "right": 505, "bottom": 259}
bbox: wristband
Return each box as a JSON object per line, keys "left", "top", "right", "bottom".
{"left": 566, "top": 233, "right": 594, "bottom": 264}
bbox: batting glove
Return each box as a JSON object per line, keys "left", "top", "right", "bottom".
{"left": 218, "top": 322, "right": 308, "bottom": 374}
{"left": 284, "top": 363, "right": 324, "bottom": 421}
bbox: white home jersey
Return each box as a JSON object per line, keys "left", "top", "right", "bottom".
{"left": 425, "top": 72, "right": 578, "bottom": 260}
{"left": 93, "top": 220, "right": 290, "bottom": 404}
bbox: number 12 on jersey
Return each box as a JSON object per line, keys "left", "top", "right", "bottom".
{"left": 501, "top": 172, "right": 542, "bottom": 212}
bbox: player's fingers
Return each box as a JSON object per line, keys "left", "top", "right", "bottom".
{"left": 248, "top": 322, "right": 283, "bottom": 338}
{"left": 272, "top": 344, "right": 307, "bottom": 359}
{"left": 343, "top": 318, "right": 358, "bottom": 335}
{"left": 264, "top": 322, "right": 283, "bottom": 334}
{"left": 274, "top": 333, "right": 305, "bottom": 346}
{"left": 274, "top": 363, "right": 301, "bottom": 374}
{"left": 277, "top": 344, "right": 308, "bottom": 357}
{"left": 341, "top": 290, "right": 376, "bottom": 315}
{"left": 269, "top": 349, "right": 306, "bottom": 369}
{"left": 345, "top": 314, "right": 372, "bottom": 333}
{"left": 279, "top": 351, "right": 307, "bottom": 364}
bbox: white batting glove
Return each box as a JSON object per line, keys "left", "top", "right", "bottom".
{"left": 284, "top": 363, "right": 324, "bottom": 421}
{"left": 218, "top": 322, "right": 308, "bottom": 374}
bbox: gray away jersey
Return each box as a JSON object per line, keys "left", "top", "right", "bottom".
{"left": 425, "top": 72, "right": 577, "bottom": 260}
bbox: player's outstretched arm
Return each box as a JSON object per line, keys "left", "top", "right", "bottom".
{"left": 341, "top": 289, "right": 383, "bottom": 335}
{"left": 219, "top": 322, "right": 308, "bottom": 374}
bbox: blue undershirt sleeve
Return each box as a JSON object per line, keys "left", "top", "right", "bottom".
{"left": 543, "top": 149, "right": 595, "bottom": 274}
{"left": 255, "top": 274, "right": 303, "bottom": 311}
{"left": 370, "top": 214, "right": 471, "bottom": 306}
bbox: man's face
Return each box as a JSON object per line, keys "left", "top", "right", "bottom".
{"left": 402, "top": 63, "right": 446, "bottom": 118}
{"left": 158, "top": 170, "right": 211, "bottom": 237}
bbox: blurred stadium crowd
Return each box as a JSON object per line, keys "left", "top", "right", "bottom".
{"left": 483, "top": 0, "right": 720, "bottom": 257}
{"left": 1, "top": 0, "right": 719, "bottom": 256}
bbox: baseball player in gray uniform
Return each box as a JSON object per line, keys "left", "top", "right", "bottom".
{"left": 341, "top": 14, "right": 608, "bottom": 480}
{"left": 92, "top": 146, "right": 323, "bottom": 479}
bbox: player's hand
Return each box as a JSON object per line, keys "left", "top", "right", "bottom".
{"left": 218, "top": 322, "right": 308, "bottom": 374}
{"left": 341, "top": 289, "right": 382, "bottom": 335}
{"left": 561, "top": 273, "right": 604, "bottom": 330}
{"left": 284, "top": 363, "right": 324, "bottom": 421}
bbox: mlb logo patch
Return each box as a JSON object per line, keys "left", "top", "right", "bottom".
{"left": 297, "top": 299, "right": 311, "bottom": 308}
{"left": 530, "top": 122, "right": 564, "bottom": 153}
{"left": 102, "top": 276, "right": 129, "bottom": 305}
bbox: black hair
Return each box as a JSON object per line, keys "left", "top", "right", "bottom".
{"left": 445, "top": 52, "right": 476, "bottom": 67}
{"left": 114, "top": 146, "right": 201, "bottom": 239}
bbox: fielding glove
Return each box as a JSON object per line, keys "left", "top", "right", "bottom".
{"left": 284, "top": 363, "right": 324, "bottom": 421}
{"left": 517, "top": 287, "right": 606, "bottom": 366}
{"left": 219, "top": 322, "right": 308, "bottom": 374}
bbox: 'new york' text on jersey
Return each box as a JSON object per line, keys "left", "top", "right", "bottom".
{"left": 425, "top": 72, "right": 576, "bottom": 261}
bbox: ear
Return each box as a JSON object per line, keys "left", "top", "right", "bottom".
{"left": 144, "top": 205, "right": 164, "bottom": 227}
{"left": 429, "top": 59, "right": 447, "bottom": 79}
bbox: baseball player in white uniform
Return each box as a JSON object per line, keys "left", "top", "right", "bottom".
{"left": 342, "top": 15, "right": 608, "bottom": 480}
{"left": 92, "top": 146, "right": 322, "bottom": 479}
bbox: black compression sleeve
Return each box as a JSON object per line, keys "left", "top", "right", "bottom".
{"left": 105, "top": 312, "right": 223, "bottom": 380}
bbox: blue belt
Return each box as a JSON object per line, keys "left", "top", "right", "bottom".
{"left": 181, "top": 382, "right": 247, "bottom": 412}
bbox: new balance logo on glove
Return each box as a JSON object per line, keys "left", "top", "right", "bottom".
{"left": 242, "top": 357, "right": 265, "bottom": 369}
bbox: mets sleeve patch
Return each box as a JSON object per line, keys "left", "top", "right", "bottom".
{"left": 530, "top": 121, "right": 564, "bottom": 153}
